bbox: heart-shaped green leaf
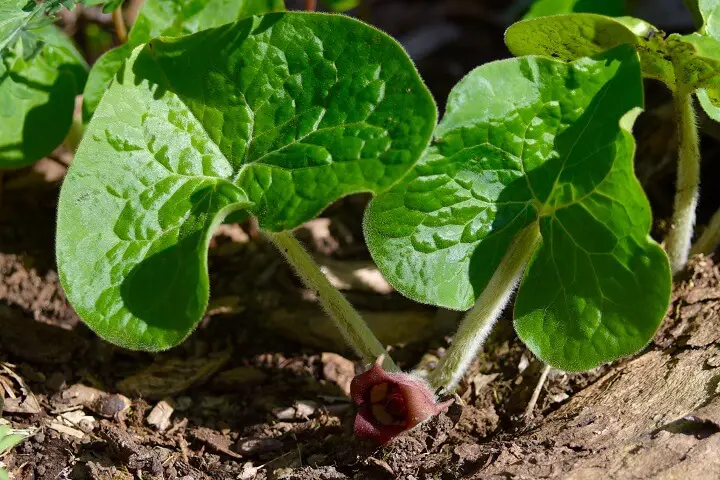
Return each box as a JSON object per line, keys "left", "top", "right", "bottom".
{"left": 505, "top": 14, "right": 674, "bottom": 86}
{"left": 58, "top": 13, "right": 436, "bottom": 350}
{"left": 0, "top": 23, "right": 87, "bottom": 168}
{"left": 523, "top": 0, "right": 626, "bottom": 20}
{"left": 365, "top": 45, "right": 671, "bottom": 371}
{"left": 82, "top": 0, "right": 285, "bottom": 121}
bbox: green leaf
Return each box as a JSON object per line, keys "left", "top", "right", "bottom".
{"left": 505, "top": 14, "right": 675, "bottom": 86}
{"left": 685, "top": 0, "right": 720, "bottom": 39}
{"left": 321, "top": 0, "right": 360, "bottom": 12}
{"left": 698, "top": 88, "right": 720, "bottom": 120}
{"left": 0, "top": 426, "right": 26, "bottom": 453}
{"left": 523, "top": 0, "right": 626, "bottom": 20}
{"left": 0, "top": 24, "right": 87, "bottom": 168}
{"left": 0, "top": 0, "right": 33, "bottom": 53}
{"left": 58, "top": 13, "right": 436, "bottom": 350}
{"left": 365, "top": 45, "right": 671, "bottom": 371}
{"left": 667, "top": 33, "right": 720, "bottom": 91}
{"left": 101, "top": 0, "right": 125, "bottom": 14}
{"left": 82, "top": 0, "right": 285, "bottom": 121}
{"left": 684, "top": 0, "right": 705, "bottom": 28}
{"left": 81, "top": 43, "right": 132, "bottom": 121}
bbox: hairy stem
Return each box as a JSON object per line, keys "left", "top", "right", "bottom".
{"left": 691, "top": 207, "right": 720, "bottom": 257}
{"left": 266, "top": 231, "right": 398, "bottom": 371}
{"left": 666, "top": 89, "right": 701, "bottom": 275}
{"left": 306, "top": 0, "right": 317, "bottom": 11}
{"left": 112, "top": 7, "right": 128, "bottom": 44}
{"left": 429, "top": 223, "right": 542, "bottom": 392}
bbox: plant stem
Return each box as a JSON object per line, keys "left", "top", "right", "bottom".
{"left": 64, "top": 103, "right": 84, "bottom": 153}
{"left": 691, "top": 206, "right": 720, "bottom": 257}
{"left": 524, "top": 364, "right": 551, "bottom": 420}
{"left": 666, "top": 89, "right": 701, "bottom": 275}
{"left": 266, "top": 230, "right": 398, "bottom": 371}
{"left": 306, "top": 0, "right": 317, "bottom": 11}
{"left": 112, "top": 7, "right": 128, "bottom": 44}
{"left": 428, "top": 223, "right": 542, "bottom": 392}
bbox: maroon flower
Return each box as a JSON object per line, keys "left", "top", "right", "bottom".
{"left": 350, "top": 356, "right": 453, "bottom": 444}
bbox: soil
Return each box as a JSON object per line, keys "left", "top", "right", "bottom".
{"left": 2, "top": 1, "right": 720, "bottom": 479}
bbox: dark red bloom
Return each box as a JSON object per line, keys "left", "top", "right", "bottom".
{"left": 350, "top": 356, "right": 453, "bottom": 444}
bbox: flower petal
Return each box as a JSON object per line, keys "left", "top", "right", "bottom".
{"left": 350, "top": 356, "right": 394, "bottom": 406}
{"left": 354, "top": 406, "right": 405, "bottom": 444}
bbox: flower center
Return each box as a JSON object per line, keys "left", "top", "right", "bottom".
{"left": 369, "top": 382, "right": 407, "bottom": 426}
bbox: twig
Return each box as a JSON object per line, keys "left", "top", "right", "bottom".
{"left": 524, "top": 364, "right": 552, "bottom": 420}
{"left": 306, "top": 0, "right": 317, "bottom": 11}
{"left": 691, "top": 207, "right": 720, "bottom": 257}
{"left": 112, "top": 7, "right": 128, "bottom": 44}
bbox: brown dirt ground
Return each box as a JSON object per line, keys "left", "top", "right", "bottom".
{"left": 2, "top": 157, "right": 720, "bottom": 479}
{"left": 2, "top": 1, "right": 720, "bottom": 479}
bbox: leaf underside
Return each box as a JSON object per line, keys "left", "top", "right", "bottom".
{"left": 505, "top": 11, "right": 720, "bottom": 120}
{"left": 365, "top": 45, "right": 671, "bottom": 371}
{"left": 505, "top": 14, "right": 674, "bottom": 85}
{"left": 0, "top": 23, "right": 87, "bottom": 168}
{"left": 57, "top": 13, "right": 436, "bottom": 350}
{"left": 82, "top": 0, "right": 286, "bottom": 121}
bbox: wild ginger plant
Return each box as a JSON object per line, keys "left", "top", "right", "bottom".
{"left": 51, "top": 5, "right": 673, "bottom": 443}
{"left": 365, "top": 44, "right": 672, "bottom": 391}
{"left": 504, "top": 1, "right": 720, "bottom": 274}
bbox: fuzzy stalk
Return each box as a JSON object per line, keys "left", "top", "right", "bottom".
{"left": 691, "top": 206, "right": 720, "bottom": 257}
{"left": 266, "top": 230, "right": 398, "bottom": 371}
{"left": 666, "top": 89, "right": 701, "bottom": 275}
{"left": 112, "top": 7, "right": 128, "bottom": 44}
{"left": 428, "top": 223, "right": 541, "bottom": 392}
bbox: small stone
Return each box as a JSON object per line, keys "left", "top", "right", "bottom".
{"left": 707, "top": 355, "right": 720, "bottom": 368}
{"left": 548, "top": 392, "right": 570, "bottom": 403}
{"left": 147, "top": 399, "right": 175, "bottom": 432}
{"left": 62, "top": 384, "right": 104, "bottom": 407}
{"left": 236, "top": 437, "right": 283, "bottom": 455}
{"left": 239, "top": 463, "right": 259, "bottom": 480}
{"left": 273, "top": 400, "right": 318, "bottom": 420}
{"left": 93, "top": 394, "right": 131, "bottom": 418}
